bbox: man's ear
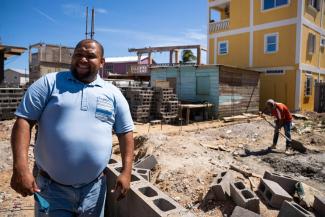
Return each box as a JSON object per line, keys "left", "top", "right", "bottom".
{"left": 100, "top": 58, "right": 105, "bottom": 68}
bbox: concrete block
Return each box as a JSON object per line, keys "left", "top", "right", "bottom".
{"left": 278, "top": 200, "right": 314, "bottom": 217}
{"left": 210, "top": 171, "right": 232, "bottom": 201}
{"left": 134, "top": 155, "right": 158, "bottom": 170}
{"left": 258, "top": 178, "right": 292, "bottom": 209}
{"left": 134, "top": 168, "right": 151, "bottom": 182}
{"left": 263, "top": 171, "right": 298, "bottom": 195}
{"left": 230, "top": 181, "right": 260, "bottom": 213}
{"left": 313, "top": 195, "right": 325, "bottom": 217}
{"left": 105, "top": 163, "right": 194, "bottom": 217}
{"left": 230, "top": 206, "right": 261, "bottom": 217}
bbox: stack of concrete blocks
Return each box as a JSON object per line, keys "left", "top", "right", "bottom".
{"left": 258, "top": 178, "right": 293, "bottom": 209}
{"left": 126, "top": 87, "right": 154, "bottom": 123}
{"left": 230, "top": 181, "right": 260, "bottom": 213}
{"left": 263, "top": 171, "right": 298, "bottom": 195}
{"left": 313, "top": 195, "right": 325, "bottom": 217}
{"left": 154, "top": 87, "right": 179, "bottom": 124}
{"left": 278, "top": 200, "right": 314, "bottom": 217}
{"left": 0, "top": 88, "right": 24, "bottom": 120}
{"left": 105, "top": 162, "right": 195, "bottom": 217}
{"left": 210, "top": 171, "right": 232, "bottom": 201}
{"left": 230, "top": 206, "right": 261, "bottom": 217}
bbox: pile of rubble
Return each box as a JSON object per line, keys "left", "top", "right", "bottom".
{"left": 122, "top": 87, "right": 179, "bottom": 123}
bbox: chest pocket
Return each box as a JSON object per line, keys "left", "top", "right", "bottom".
{"left": 95, "top": 97, "right": 115, "bottom": 124}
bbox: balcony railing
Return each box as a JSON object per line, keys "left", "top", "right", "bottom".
{"left": 209, "top": 19, "right": 229, "bottom": 33}
{"left": 129, "top": 65, "right": 149, "bottom": 75}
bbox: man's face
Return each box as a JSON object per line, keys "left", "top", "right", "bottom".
{"left": 70, "top": 41, "right": 105, "bottom": 83}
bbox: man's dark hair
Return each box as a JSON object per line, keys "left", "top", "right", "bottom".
{"left": 75, "top": 39, "right": 104, "bottom": 58}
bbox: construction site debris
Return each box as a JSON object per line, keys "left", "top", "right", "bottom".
{"left": 223, "top": 113, "right": 259, "bottom": 123}
{"left": 313, "top": 195, "right": 325, "bottom": 216}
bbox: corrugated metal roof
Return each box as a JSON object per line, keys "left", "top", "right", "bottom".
{"left": 5, "top": 68, "right": 29, "bottom": 75}
{"left": 105, "top": 55, "right": 148, "bottom": 63}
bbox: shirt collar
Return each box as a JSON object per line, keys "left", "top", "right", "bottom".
{"left": 67, "top": 71, "right": 105, "bottom": 87}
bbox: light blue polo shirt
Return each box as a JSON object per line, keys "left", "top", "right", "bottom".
{"left": 15, "top": 71, "right": 134, "bottom": 185}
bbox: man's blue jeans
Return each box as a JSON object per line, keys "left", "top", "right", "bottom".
{"left": 273, "top": 121, "right": 292, "bottom": 147}
{"left": 35, "top": 173, "right": 107, "bottom": 217}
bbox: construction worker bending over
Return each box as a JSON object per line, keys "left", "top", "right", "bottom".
{"left": 262, "top": 99, "right": 293, "bottom": 150}
{"left": 10, "top": 39, "right": 134, "bottom": 216}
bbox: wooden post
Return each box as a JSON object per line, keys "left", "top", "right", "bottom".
{"left": 197, "top": 46, "right": 201, "bottom": 65}
{"left": 137, "top": 53, "right": 142, "bottom": 64}
{"left": 186, "top": 107, "right": 190, "bottom": 125}
{"left": 175, "top": 50, "right": 179, "bottom": 63}
{"left": 0, "top": 51, "right": 4, "bottom": 84}
{"left": 169, "top": 50, "right": 173, "bottom": 65}
{"left": 148, "top": 52, "right": 152, "bottom": 65}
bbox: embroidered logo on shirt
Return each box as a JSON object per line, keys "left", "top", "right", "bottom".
{"left": 95, "top": 97, "right": 114, "bottom": 123}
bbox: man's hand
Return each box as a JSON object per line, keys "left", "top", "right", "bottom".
{"left": 111, "top": 172, "right": 131, "bottom": 201}
{"left": 10, "top": 168, "right": 40, "bottom": 197}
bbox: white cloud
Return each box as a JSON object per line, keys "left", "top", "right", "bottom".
{"left": 33, "top": 8, "right": 57, "bottom": 24}
{"left": 97, "top": 27, "right": 207, "bottom": 47}
{"left": 61, "top": 4, "right": 85, "bottom": 17}
{"left": 95, "top": 8, "right": 108, "bottom": 14}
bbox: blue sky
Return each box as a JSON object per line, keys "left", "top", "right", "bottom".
{"left": 1, "top": 0, "right": 208, "bottom": 70}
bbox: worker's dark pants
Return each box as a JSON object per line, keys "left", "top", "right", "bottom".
{"left": 273, "top": 121, "right": 292, "bottom": 147}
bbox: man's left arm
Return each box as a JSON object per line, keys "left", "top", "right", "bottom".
{"left": 114, "top": 131, "right": 134, "bottom": 200}
{"left": 112, "top": 87, "right": 135, "bottom": 200}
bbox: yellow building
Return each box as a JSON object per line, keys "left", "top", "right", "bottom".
{"left": 208, "top": 0, "right": 325, "bottom": 111}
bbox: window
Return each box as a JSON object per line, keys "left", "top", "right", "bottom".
{"left": 262, "top": 0, "right": 289, "bottom": 10}
{"left": 196, "top": 76, "right": 210, "bottom": 95}
{"left": 308, "top": 0, "right": 321, "bottom": 11}
{"left": 308, "top": 33, "right": 316, "bottom": 54}
{"left": 266, "top": 69, "right": 284, "bottom": 74}
{"left": 264, "top": 33, "right": 279, "bottom": 53}
{"left": 218, "top": 41, "right": 228, "bottom": 55}
{"left": 320, "top": 36, "right": 325, "bottom": 47}
{"left": 304, "top": 72, "right": 313, "bottom": 96}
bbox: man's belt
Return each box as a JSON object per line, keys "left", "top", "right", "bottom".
{"left": 39, "top": 169, "right": 107, "bottom": 188}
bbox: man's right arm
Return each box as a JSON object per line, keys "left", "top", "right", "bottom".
{"left": 11, "top": 117, "right": 40, "bottom": 197}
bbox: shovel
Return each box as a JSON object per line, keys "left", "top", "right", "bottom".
{"left": 262, "top": 117, "right": 307, "bottom": 153}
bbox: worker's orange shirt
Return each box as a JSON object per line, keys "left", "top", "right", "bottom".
{"left": 271, "top": 103, "right": 292, "bottom": 122}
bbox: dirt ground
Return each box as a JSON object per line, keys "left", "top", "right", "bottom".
{"left": 0, "top": 112, "right": 324, "bottom": 217}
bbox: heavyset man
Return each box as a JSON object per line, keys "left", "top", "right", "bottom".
{"left": 10, "top": 39, "right": 134, "bottom": 216}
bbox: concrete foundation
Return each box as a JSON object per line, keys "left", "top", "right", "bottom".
{"left": 278, "top": 200, "right": 314, "bottom": 217}
{"left": 258, "top": 178, "right": 292, "bottom": 209}
{"left": 230, "top": 181, "right": 260, "bottom": 213}
{"left": 263, "top": 171, "right": 298, "bottom": 195}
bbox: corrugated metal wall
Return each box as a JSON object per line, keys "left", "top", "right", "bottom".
{"left": 151, "top": 65, "right": 260, "bottom": 118}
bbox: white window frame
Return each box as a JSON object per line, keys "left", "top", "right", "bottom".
{"left": 308, "top": 0, "right": 321, "bottom": 12}
{"left": 265, "top": 69, "right": 285, "bottom": 75}
{"left": 218, "top": 41, "right": 229, "bottom": 55}
{"left": 261, "top": 0, "right": 290, "bottom": 12}
{"left": 305, "top": 73, "right": 313, "bottom": 96}
{"left": 308, "top": 33, "right": 316, "bottom": 55}
{"left": 264, "top": 33, "right": 279, "bottom": 54}
{"left": 320, "top": 36, "right": 325, "bottom": 47}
